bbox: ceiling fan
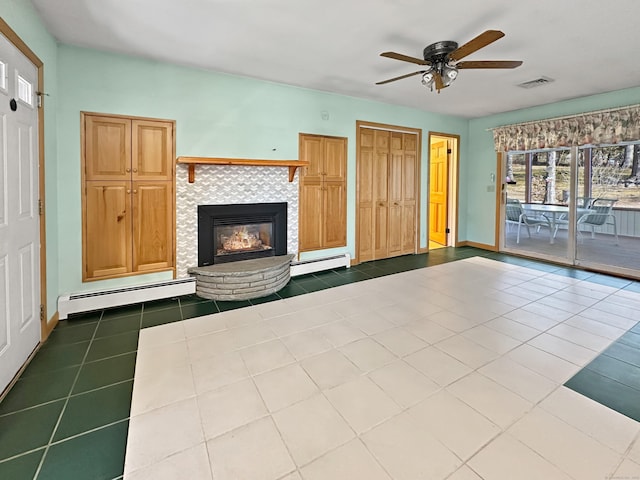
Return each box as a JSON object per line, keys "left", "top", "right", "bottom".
{"left": 376, "top": 30, "right": 522, "bottom": 92}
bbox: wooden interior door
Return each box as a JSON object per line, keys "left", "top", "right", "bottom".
{"left": 357, "top": 128, "right": 375, "bottom": 262}
{"left": 429, "top": 138, "right": 449, "bottom": 245}
{"left": 373, "top": 130, "right": 390, "bottom": 259}
{"left": 84, "top": 115, "right": 131, "bottom": 181}
{"left": 402, "top": 133, "right": 417, "bottom": 253}
{"left": 387, "top": 133, "right": 404, "bottom": 256}
{"left": 357, "top": 125, "right": 420, "bottom": 263}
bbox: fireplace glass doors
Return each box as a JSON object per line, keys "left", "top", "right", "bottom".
{"left": 198, "top": 202, "right": 287, "bottom": 265}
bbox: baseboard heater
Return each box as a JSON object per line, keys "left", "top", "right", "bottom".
{"left": 58, "top": 278, "right": 196, "bottom": 319}
{"left": 290, "top": 253, "right": 351, "bottom": 277}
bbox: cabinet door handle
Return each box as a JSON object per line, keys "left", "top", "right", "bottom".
{"left": 126, "top": 167, "right": 131, "bottom": 173}
{"left": 132, "top": 168, "right": 138, "bottom": 173}
{"left": 378, "top": 202, "right": 384, "bottom": 207}
{"left": 126, "top": 189, "right": 131, "bottom": 194}
{"left": 133, "top": 189, "right": 138, "bottom": 194}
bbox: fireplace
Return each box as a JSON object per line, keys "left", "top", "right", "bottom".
{"left": 198, "top": 202, "right": 287, "bottom": 265}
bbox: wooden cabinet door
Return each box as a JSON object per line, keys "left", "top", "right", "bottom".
{"left": 324, "top": 137, "right": 347, "bottom": 182}
{"left": 324, "top": 181, "right": 347, "bottom": 248}
{"left": 300, "top": 135, "right": 324, "bottom": 181}
{"left": 84, "top": 181, "right": 132, "bottom": 279}
{"left": 84, "top": 115, "right": 131, "bottom": 181}
{"left": 323, "top": 137, "right": 347, "bottom": 248}
{"left": 82, "top": 113, "right": 176, "bottom": 280}
{"left": 132, "top": 119, "right": 174, "bottom": 181}
{"left": 299, "top": 182, "right": 324, "bottom": 251}
{"left": 299, "top": 134, "right": 324, "bottom": 251}
{"left": 299, "top": 134, "right": 347, "bottom": 252}
{"left": 132, "top": 182, "right": 174, "bottom": 272}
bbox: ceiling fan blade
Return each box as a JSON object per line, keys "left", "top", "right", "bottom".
{"left": 448, "top": 30, "right": 505, "bottom": 62}
{"left": 433, "top": 71, "right": 445, "bottom": 91}
{"left": 376, "top": 70, "right": 425, "bottom": 85}
{"left": 456, "top": 60, "right": 523, "bottom": 69}
{"left": 380, "top": 51, "right": 430, "bottom": 66}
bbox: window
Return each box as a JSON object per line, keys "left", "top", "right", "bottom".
{"left": 16, "top": 73, "right": 33, "bottom": 107}
{"left": 0, "top": 61, "right": 6, "bottom": 91}
{"left": 507, "top": 143, "right": 640, "bottom": 210}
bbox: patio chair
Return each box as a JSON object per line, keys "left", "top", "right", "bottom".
{"left": 552, "top": 196, "right": 597, "bottom": 239}
{"left": 576, "top": 198, "right": 618, "bottom": 244}
{"left": 576, "top": 196, "right": 594, "bottom": 208}
{"left": 506, "top": 198, "right": 553, "bottom": 244}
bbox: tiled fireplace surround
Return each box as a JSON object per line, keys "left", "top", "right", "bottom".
{"left": 175, "top": 163, "right": 300, "bottom": 277}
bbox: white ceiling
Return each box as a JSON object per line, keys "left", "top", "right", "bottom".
{"left": 31, "top": 0, "right": 640, "bottom": 118}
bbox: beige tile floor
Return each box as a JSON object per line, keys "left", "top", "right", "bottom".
{"left": 123, "top": 257, "right": 640, "bottom": 480}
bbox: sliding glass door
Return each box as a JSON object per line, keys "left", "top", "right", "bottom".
{"left": 502, "top": 148, "right": 574, "bottom": 264}
{"left": 500, "top": 144, "right": 640, "bottom": 279}
{"left": 574, "top": 145, "right": 640, "bottom": 274}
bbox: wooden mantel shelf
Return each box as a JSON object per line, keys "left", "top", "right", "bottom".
{"left": 176, "top": 156, "right": 310, "bottom": 183}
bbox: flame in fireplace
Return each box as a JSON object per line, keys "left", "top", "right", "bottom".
{"left": 219, "top": 226, "right": 272, "bottom": 255}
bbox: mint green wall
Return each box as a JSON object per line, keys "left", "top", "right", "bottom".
{"left": 4, "top": 3, "right": 638, "bottom": 306}
{"left": 56, "top": 45, "right": 468, "bottom": 295}
{"left": 466, "top": 87, "right": 640, "bottom": 245}
{"left": 1, "top": 0, "right": 59, "bottom": 317}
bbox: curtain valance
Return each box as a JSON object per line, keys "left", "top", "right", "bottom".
{"left": 492, "top": 104, "right": 640, "bottom": 151}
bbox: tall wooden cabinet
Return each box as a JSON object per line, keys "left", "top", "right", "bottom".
{"left": 298, "top": 134, "right": 347, "bottom": 252}
{"left": 357, "top": 127, "right": 418, "bottom": 262}
{"left": 82, "top": 113, "right": 175, "bottom": 280}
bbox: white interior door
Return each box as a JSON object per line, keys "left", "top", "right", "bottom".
{"left": 0, "top": 32, "right": 40, "bottom": 393}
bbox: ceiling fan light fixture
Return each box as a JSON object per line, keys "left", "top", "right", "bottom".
{"left": 442, "top": 65, "right": 458, "bottom": 86}
{"left": 444, "top": 65, "right": 458, "bottom": 80}
{"left": 421, "top": 71, "right": 434, "bottom": 89}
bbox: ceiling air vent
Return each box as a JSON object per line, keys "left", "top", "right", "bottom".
{"left": 517, "top": 76, "right": 554, "bottom": 89}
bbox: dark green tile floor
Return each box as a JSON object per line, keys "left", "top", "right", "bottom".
{"left": 565, "top": 323, "right": 640, "bottom": 422}
{"left": 0, "top": 246, "right": 639, "bottom": 479}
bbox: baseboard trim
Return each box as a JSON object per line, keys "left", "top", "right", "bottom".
{"left": 42, "top": 311, "right": 59, "bottom": 340}
{"left": 458, "top": 241, "right": 498, "bottom": 251}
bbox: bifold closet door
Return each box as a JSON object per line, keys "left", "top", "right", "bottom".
{"left": 357, "top": 128, "right": 417, "bottom": 262}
